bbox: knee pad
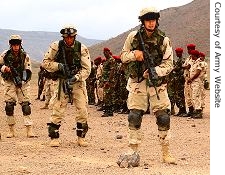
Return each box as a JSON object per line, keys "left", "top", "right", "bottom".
{"left": 21, "top": 101, "right": 31, "bottom": 115}
{"left": 128, "top": 109, "right": 144, "bottom": 129}
{"left": 5, "top": 102, "right": 16, "bottom": 116}
{"left": 47, "top": 123, "right": 61, "bottom": 138}
{"left": 76, "top": 122, "right": 88, "bottom": 138}
{"left": 155, "top": 110, "right": 170, "bottom": 131}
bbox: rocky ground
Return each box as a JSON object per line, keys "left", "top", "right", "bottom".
{"left": 0, "top": 76, "right": 210, "bottom": 175}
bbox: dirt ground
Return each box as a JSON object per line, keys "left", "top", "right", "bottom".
{"left": 0, "top": 73, "right": 210, "bottom": 175}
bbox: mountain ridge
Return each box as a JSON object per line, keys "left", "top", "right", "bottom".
{"left": 89, "top": 0, "right": 209, "bottom": 59}
{"left": 0, "top": 0, "right": 209, "bottom": 62}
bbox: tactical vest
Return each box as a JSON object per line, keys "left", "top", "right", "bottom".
{"left": 51, "top": 40, "right": 82, "bottom": 80}
{"left": 126, "top": 27, "right": 167, "bottom": 87}
{"left": 1, "top": 49, "right": 26, "bottom": 81}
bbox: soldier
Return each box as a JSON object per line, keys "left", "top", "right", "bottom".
{"left": 187, "top": 50, "right": 203, "bottom": 119}
{"left": 42, "top": 25, "right": 91, "bottom": 147}
{"left": 0, "top": 35, "right": 35, "bottom": 138}
{"left": 182, "top": 44, "right": 195, "bottom": 117}
{"left": 40, "top": 72, "right": 55, "bottom": 110}
{"left": 100, "top": 47, "right": 117, "bottom": 117}
{"left": 167, "top": 48, "right": 186, "bottom": 116}
{"left": 35, "top": 65, "right": 46, "bottom": 100}
{"left": 86, "top": 61, "right": 96, "bottom": 105}
{"left": 94, "top": 56, "right": 103, "bottom": 106}
{"left": 118, "top": 7, "right": 176, "bottom": 167}
{"left": 199, "top": 52, "right": 208, "bottom": 109}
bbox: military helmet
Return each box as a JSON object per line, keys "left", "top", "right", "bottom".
{"left": 60, "top": 24, "right": 77, "bottom": 37}
{"left": 138, "top": 7, "right": 160, "bottom": 21}
{"left": 9, "top": 34, "right": 22, "bottom": 45}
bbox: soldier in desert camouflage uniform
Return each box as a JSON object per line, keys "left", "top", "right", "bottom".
{"left": 117, "top": 7, "right": 176, "bottom": 167}
{"left": 0, "top": 35, "right": 35, "bottom": 138}
{"left": 198, "top": 52, "right": 208, "bottom": 109}
{"left": 182, "top": 44, "right": 195, "bottom": 117}
{"left": 42, "top": 25, "right": 91, "bottom": 147}
{"left": 188, "top": 50, "right": 204, "bottom": 119}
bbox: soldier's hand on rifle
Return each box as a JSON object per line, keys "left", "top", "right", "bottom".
{"left": 68, "top": 76, "right": 78, "bottom": 86}
{"left": 143, "top": 69, "right": 149, "bottom": 79}
{"left": 3, "top": 66, "right": 11, "bottom": 73}
{"left": 134, "top": 50, "right": 144, "bottom": 61}
{"left": 58, "top": 63, "right": 66, "bottom": 75}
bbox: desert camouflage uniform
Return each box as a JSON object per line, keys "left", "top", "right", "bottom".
{"left": 0, "top": 47, "right": 34, "bottom": 137}
{"left": 199, "top": 60, "right": 208, "bottom": 109}
{"left": 42, "top": 39, "right": 91, "bottom": 142}
{"left": 96, "top": 63, "right": 104, "bottom": 104}
{"left": 121, "top": 27, "right": 173, "bottom": 149}
{"left": 189, "top": 58, "right": 203, "bottom": 112}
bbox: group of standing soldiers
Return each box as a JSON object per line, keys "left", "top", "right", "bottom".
{"left": 167, "top": 43, "right": 209, "bottom": 119}
{"left": 86, "top": 47, "right": 129, "bottom": 117}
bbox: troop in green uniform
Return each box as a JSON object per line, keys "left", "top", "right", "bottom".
{"left": 100, "top": 47, "right": 117, "bottom": 117}
{"left": 167, "top": 47, "right": 187, "bottom": 117}
{"left": 86, "top": 61, "right": 96, "bottom": 105}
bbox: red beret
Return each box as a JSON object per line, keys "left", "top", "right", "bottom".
{"left": 94, "top": 56, "right": 102, "bottom": 62}
{"left": 175, "top": 47, "right": 183, "bottom": 53}
{"left": 190, "top": 50, "right": 199, "bottom": 56}
{"left": 103, "top": 47, "right": 110, "bottom": 52}
{"left": 94, "top": 56, "right": 102, "bottom": 65}
{"left": 113, "top": 55, "right": 121, "bottom": 59}
{"left": 101, "top": 57, "right": 106, "bottom": 62}
{"left": 187, "top": 44, "right": 196, "bottom": 49}
{"left": 199, "top": 52, "right": 205, "bottom": 58}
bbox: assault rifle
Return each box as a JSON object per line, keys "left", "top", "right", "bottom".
{"left": 138, "top": 29, "right": 160, "bottom": 100}
{"left": 7, "top": 60, "right": 25, "bottom": 96}
{"left": 59, "top": 42, "right": 73, "bottom": 105}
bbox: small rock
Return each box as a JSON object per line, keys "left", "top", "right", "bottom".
{"left": 116, "top": 135, "right": 123, "bottom": 139}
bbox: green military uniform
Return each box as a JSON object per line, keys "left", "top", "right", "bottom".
{"left": 167, "top": 55, "right": 186, "bottom": 116}
{"left": 100, "top": 53, "right": 117, "bottom": 117}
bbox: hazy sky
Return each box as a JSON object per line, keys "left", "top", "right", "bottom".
{"left": 0, "top": 0, "right": 193, "bottom": 40}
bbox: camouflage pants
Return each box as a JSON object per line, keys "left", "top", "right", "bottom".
{"left": 4, "top": 80, "right": 33, "bottom": 126}
{"left": 49, "top": 80, "right": 89, "bottom": 125}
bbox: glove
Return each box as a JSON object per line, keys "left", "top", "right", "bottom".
{"left": 58, "top": 63, "right": 66, "bottom": 75}
{"left": 68, "top": 76, "right": 78, "bottom": 85}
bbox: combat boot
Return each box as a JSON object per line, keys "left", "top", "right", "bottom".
{"left": 77, "top": 137, "right": 88, "bottom": 147}
{"left": 40, "top": 95, "right": 45, "bottom": 101}
{"left": 170, "top": 106, "right": 175, "bottom": 115}
{"left": 192, "top": 109, "right": 203, "bottom": 119}
{"left": 183, "top": 106, "right": 194, "bottom": 117}
{"left": 26, "top": 126, "right": 35, "bottom": 138}
{"left": 175, "top": 107, "right": 187, "bottom": 117}
{"left": 50, "top": 138, "right": 60, "bottom": 147}
{"left": 161, "top": 143, "right": 176, "bottom": 164}
{"left": 6, "top": 124, "right": 15, "bottom": 138}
